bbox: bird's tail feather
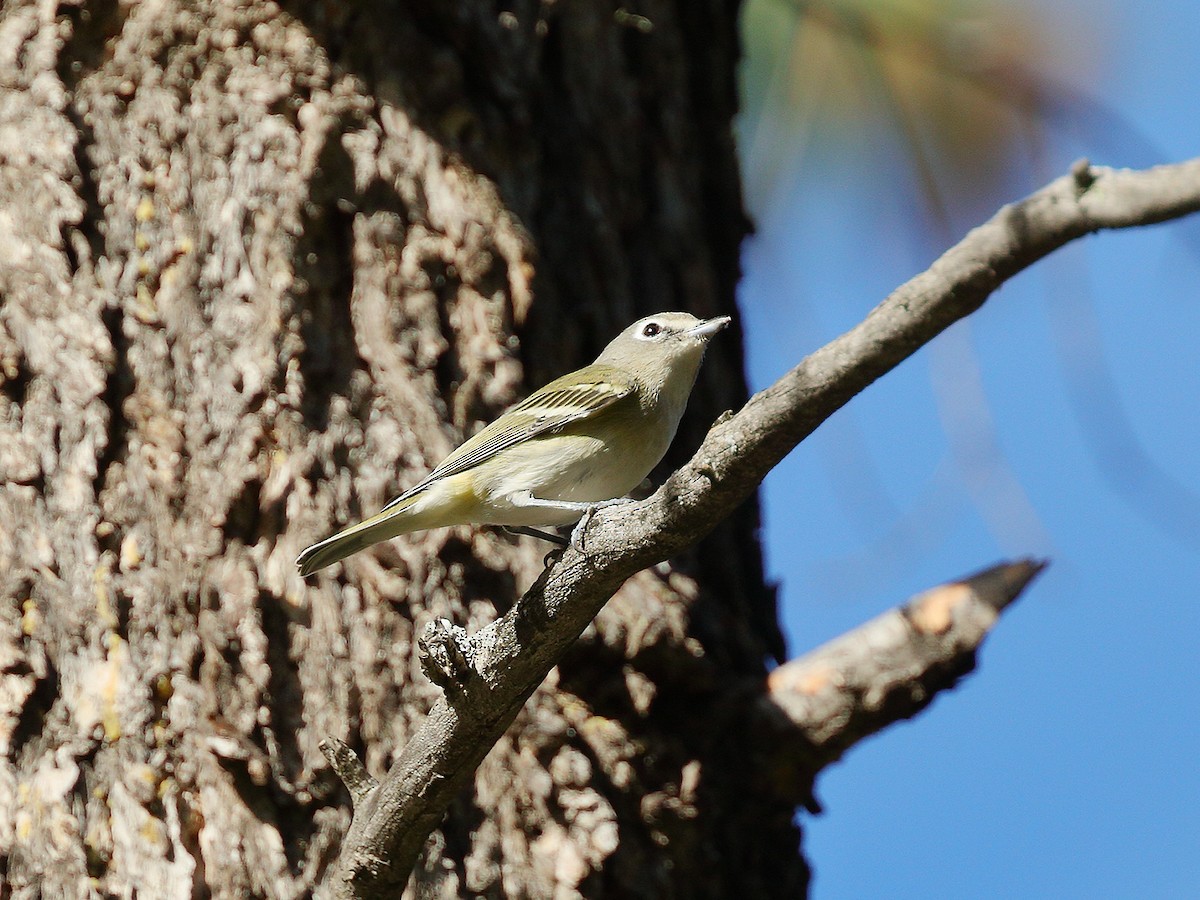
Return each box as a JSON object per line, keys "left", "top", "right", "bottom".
{"left": 296, "top": 496, "right": 420, "bottom": 576}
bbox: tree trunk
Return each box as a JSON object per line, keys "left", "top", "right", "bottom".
{"left": 0, "top": 1, "right": 796, "bottom": 896}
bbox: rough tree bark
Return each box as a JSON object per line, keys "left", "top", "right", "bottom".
{"left": 1, "top": 1, "right": 784, "bottom": 897}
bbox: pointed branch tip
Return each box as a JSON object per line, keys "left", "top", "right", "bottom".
{"left": 963, "top": 558, "right": 1049, "bottom": 614}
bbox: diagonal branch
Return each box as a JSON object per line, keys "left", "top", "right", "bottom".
{"left": 326, "top": 158, "right": 1200, "bottom": 897}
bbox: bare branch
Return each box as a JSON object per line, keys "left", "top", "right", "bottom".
{"left": 325, "top": 158, "right": 1200, "bottom": 897}
{"left": 320, "top": 739, "right": 377, "bottom": 808}
{"left": 757, "top": 559, "right": 1046, "bottom": 810}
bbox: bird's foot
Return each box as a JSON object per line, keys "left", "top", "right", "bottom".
{"left": 569, "top": 498, "right": 630, "bottom": 553}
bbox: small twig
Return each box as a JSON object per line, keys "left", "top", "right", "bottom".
{"left": 1071, "top": 157, "right": 1096, "bottom": 192}
{"left": 320, "top": 738, "right": 378, "bottom": 807}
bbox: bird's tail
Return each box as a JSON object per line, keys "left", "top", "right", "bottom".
{"left": 296, "top": 495, "right": 421, "bottom": 577}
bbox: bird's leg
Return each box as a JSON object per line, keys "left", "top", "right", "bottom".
{"left": 502, "top": 525, "right": 569, "bottom": 546}
{"left": 507, "top": 491, "right": 631, "bottom": 553}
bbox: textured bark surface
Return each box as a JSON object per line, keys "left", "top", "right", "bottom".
{"left": 0, "top": 1, "right": 792, "bottom": 897}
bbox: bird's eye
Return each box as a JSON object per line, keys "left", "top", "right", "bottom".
{"left": 642, "top": 322, "right": 662, "bottom": 338}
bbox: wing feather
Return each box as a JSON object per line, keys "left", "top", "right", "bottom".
{"left": 382, "top": 365, "right": 635, "bottom": 510}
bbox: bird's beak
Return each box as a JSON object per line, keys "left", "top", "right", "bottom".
{"left": 688, "top": 315, "right": 732, "bottom": 339}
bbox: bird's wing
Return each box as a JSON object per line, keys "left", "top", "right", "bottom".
{"left": 381, "top": 365, "right": 636, "bottom": 510}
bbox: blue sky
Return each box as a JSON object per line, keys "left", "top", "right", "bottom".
{"left": 736, "top": 2, "right": 1200, "bottom": 896}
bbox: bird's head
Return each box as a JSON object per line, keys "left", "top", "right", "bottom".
{"left": 598, "top": 310, "right": 729, "bottom": 371}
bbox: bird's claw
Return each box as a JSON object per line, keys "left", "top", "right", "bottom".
{"left": 570, "top": 508, "right": 596, "bottom": 553}
{"left": 569, "top": 498, "right": 629, "bottom": 553}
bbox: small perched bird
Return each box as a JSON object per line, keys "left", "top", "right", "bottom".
{"left": 296, "top": 311, "right": 731, "bottom": 576}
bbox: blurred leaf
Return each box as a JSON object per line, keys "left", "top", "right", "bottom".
{"left": 739, "top": 0, "right": 1106, "bottom": 217}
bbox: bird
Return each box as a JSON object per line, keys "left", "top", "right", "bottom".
{"left": 296, "top": 311, "right": 731, "bottom": 576}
